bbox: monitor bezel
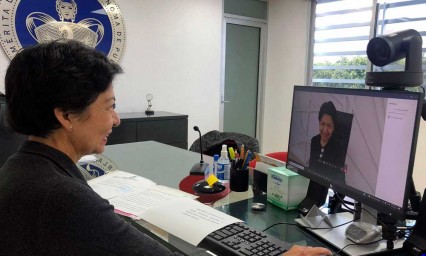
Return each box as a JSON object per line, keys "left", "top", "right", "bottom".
{"left": 286, "top": 85, "right": 424, "bottom": 220}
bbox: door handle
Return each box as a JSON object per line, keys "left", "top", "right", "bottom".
{"left": 221, "top": 100, "right": 230, "bottom": 103}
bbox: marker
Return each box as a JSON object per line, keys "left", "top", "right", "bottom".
{"left": 228, "top": 147, "right": 236, "bottom": 160}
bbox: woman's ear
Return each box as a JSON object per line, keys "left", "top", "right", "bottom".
{"left": 54, "top": 108, "right": 73, "bottom": 130}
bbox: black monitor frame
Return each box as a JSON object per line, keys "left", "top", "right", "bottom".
{"left": 286, "top": 85, "right": 424, "bottom": 221}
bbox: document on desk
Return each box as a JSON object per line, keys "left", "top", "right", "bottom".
{"left": 140, "top": 197, "right": 242, "bottom": 245}
{"left": 88, "top": 170, "right": 198, "bottom": 219}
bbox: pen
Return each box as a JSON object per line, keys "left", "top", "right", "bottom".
{"left": 240, "top": 144, "right": 245, "bottom": 162}
{"left": 254, "top": 152, "right": 261, "bottom": 162}
{"left": 241, "top": 150, "right": 252, "bottom": 170}
{"left": 242, "top": 149, "right": 250, "bottom": 164}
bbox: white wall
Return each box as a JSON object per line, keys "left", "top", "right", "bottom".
{"left": 0, "top": 0, "right": 223, "bottom": 148}
{"left": 115, "top": 0, "right": 223, "bottom": 146}
{"left": 262, "top": 0, "right": 311, "bottom": 153}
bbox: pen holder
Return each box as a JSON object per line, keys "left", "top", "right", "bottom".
{"left": 230, "top": 167, "right": 249, "bottom": 192}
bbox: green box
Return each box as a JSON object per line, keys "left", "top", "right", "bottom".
{"left": 267, "top": 166, "right": 309, "bottom": 211}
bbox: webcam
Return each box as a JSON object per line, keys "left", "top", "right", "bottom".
{"left": 365, "top": 29, "right": 423, "bottom": 88}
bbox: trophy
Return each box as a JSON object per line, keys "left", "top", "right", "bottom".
{"left": 145, "top": 94, "right": 154, "bottom": 115}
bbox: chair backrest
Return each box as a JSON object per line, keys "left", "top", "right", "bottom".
{"left": 334, "top": 111, "right": 353, "bottom": 162}
{"left": 189, "top": 130, "right": 259, "bottom": 158}
{"left": 0, "top": 95, "right": 27, "bottom": 167}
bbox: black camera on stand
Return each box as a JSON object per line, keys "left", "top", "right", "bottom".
{"left": 366, "top": 29, "right": 423, "bottom": 89}
{"left": 365, "top": 29, "right": 425, "bottom": 255}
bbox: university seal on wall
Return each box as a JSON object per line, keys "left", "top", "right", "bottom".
{"left": 0, "top": 0, "right": 125, "bottom": 63}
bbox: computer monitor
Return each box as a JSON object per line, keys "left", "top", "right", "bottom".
{"left": 286, "top": 85, "right": 423, "bottom": 243}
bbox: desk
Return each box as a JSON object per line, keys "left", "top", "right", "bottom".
{"left": 217, "top": 195, "right": 407, "bottom": 256}
{"left": 102, "top": 141, "right": 407, "bottom": 256}
{"left": 103, "top": 140, "right": 202, "bottom": 189}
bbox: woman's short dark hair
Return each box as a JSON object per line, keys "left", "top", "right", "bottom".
{"left": 318, "top": 101, "right": 337, "bottom": 125}
{"left": 5, "top": 40, "right": 122, "bottom": 137}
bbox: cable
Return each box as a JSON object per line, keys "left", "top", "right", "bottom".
{"left": 262, "top": 219, "right": 355, "bottom": 231}
{"left": 299, "top": 219, "right": 355, "bottom": 230}
{"left": 332, "top": 190, "right": 392, "bottom": 229}
{"left": 262, "top": 222, "right": 299, "bottom": 232}
{"left": 332, "top": 190, "right": 355, "bottom": 214}
{"left": 331, "top": 239, "right": 383, "bottom": 256}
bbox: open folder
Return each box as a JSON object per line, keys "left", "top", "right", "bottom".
{"left": 88, "top": 170, "right": 242, "bottom": 245}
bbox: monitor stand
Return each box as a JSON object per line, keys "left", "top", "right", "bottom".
{"left": 297, "top": 181, "right": 329, "bottom": 216}
{"left": 295, "top": 204, "right": 405, "bottom": 255}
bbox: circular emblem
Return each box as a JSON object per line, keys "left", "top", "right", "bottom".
{"left": 77, "top": 153, "right": 119, "bottom": 178}
{"left": 0, "top": 0, "right": 125, "bottom": 63}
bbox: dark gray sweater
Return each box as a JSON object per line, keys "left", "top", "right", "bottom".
{"left": 0, "top": 141, "right": 182, "bottom": 256}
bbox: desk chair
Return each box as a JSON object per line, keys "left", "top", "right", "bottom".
{"left": 0, "top": 95, "right": 27, "bottom": 168}
{"left": 189, "top": 130, "right": 259, "bottom": 156}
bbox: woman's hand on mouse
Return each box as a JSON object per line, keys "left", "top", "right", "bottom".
{"left": 282, "top": 245, "right": 332, "bottom": 256}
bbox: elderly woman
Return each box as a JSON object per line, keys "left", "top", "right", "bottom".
{"left": 0, "top": 40, "right": 331, "bottom": 256}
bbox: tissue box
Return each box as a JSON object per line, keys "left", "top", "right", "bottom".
{"left": 267, "top": 166, "right": 309, "bottom": 211}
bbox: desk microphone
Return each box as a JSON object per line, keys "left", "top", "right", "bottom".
{"left": 190, "top": 126, "right": 209, "bottom": 175}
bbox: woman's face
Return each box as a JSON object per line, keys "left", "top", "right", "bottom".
{"left": 319, "top": 114, "right": 334, "bottom": 143}
{"left": 69, "top": 85, "right": 120, "bottom": 156}
{"left": 59, "top": 2, "right": 76, "bottom": 20}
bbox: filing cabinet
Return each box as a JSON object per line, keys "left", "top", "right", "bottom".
{"left": 107, "top": 111, "right": 188, "bottom": 149}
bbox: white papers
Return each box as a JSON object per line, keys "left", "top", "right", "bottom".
{"left": 255, "top": 155, "right": 286, "bottom": 174}
{"left": 140, "top": 197, "right": 242, "bottom": 245}
{"left": 89, "top": 170, "right": 156, "bottom": 199}
{"left": 88, "top": 170, "right": 197, "bottom": 219}
{"left": 108, "top": 185, "right": 197, "bottom": 218}
{"left": 89, "top": 170, "right": 242, "bottom": 245}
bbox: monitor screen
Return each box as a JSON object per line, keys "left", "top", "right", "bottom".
{"left": 286, "top": 85, "right": 423, "bottom": 220}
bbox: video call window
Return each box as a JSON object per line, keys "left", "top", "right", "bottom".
{"left": 288, "top": 86, "right": 420, "bottom": 210}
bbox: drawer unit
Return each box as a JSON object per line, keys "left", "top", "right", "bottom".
{"left": 107, "top": 111, "right": 188, "bottom": 149}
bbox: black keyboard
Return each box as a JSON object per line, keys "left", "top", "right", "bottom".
{"left": 198, "top": 222, "right": 290, "bottom": 256}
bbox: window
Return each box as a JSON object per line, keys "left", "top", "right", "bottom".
{"left": 310, "top": 0, "right": 426, "bottom": 89}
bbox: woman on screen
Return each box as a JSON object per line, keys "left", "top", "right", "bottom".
{"left": 309, "top": 101, "right": 346, "bottom": 184}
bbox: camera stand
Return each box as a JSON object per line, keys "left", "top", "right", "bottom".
{"left": 366, "top": 29, "right": 425, "bottom": 254}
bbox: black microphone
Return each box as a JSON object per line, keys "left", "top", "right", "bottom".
{"left": 193, "top": 126, "right": 204, "bottom": 163}
{"left": 190, "top": 126, "right": 209, "bottom": 175}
